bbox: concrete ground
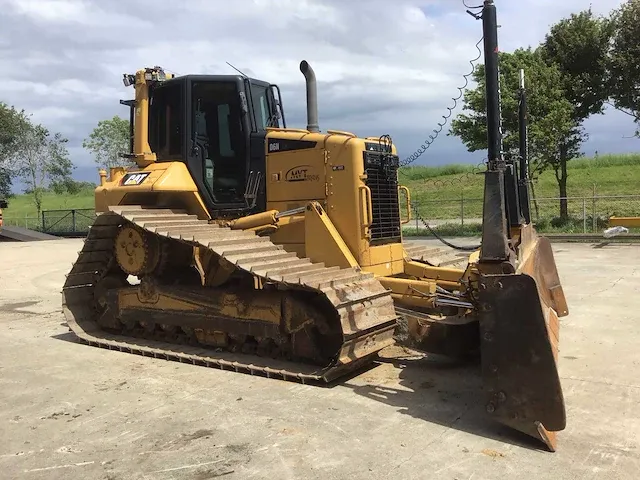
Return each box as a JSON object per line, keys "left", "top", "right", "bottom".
{"left": 1, "top": 238, "right": 639, "bottom": 480}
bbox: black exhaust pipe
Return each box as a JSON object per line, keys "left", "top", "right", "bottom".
{"left": 299, "top": 60, "right": 319, "bottom": 133}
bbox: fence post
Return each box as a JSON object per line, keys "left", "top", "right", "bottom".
{"left": 41, "top": 211, "right": 45, "bottom": 231}
{"left": 460, "top": 192, "right": 465, "bottom": 226}
{"left": 72, "top": 209, "right": 77, "bottom": 232}
{"left": 582, "top": 198, "right": 586, "bottom": 234}
{"left": 592, "top": 184, "right": 596, "bottom": 233}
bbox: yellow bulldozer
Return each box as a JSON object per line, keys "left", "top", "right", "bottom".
{"left": 62, "top": 1, "right": 568, "bottom": 451}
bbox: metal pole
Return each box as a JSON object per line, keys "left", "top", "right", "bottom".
{"left": 479, "top": 0, "right": 510, "bottom": 262}
{"left": 72, "top": 209, "right": 76, "bottom": 233}
{"left": 518, "top": 69, "right": 528, "bottom": 181}
{"left": 583, "top": 198, "right": 586, "bottom": 234}
{"left": 592, "top": 184, "right": 596, "bottom": 233}
{"left": 483, "top": 0, "right": 503, "bottom": 170}
{"left": 415, "top": 204, "right": 419, "bottom": 232}
{"left": 461, "top": 192, "right": 465, "bottom": 226}
{"left": 518, "top": 68, "right": 531, "bottom": 223}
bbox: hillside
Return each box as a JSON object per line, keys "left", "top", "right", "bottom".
{"left": 2, "top": 189, "right": 96, "bottom": 217}
{"left": 401, "top": 153, "right": 640, "bottom": 233}
{"left": 2, "top": 153, "right": 639, "bottom": 234}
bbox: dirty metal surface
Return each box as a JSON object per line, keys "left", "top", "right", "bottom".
{"left": 477, "top": 273, "right": 565, "bottom": 452}
{"left": 403, "top": 241, "right": 471, "bottom": 270}
{"left": 62, "top": 206, "right": 398, "bottom": 384}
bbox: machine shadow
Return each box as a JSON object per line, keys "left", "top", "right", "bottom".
{"left": 51, "top": 330, "right": 544, "bottom": 451}
{"left": 52, "top": 331, "right": 83, "bottom": 344}
{"left": 342, "top": 352, "right": 546, "bottom": 452}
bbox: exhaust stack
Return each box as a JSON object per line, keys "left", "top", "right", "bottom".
{"left": 299, "top": 60, "right": 319, "bottom": 133}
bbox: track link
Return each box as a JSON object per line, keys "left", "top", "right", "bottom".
{"left": 62, "top": 206, "right": 399, "bottom": 384}
{"left": 403, "top": 241, "right": 472, "bottom": 270}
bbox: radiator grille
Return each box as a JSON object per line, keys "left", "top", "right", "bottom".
{"left": 363, "top": 151, "right": 401, "bottom": 245}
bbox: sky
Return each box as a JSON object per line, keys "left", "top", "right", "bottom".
{"left": 1, "top": 0, "right": 637, "bottom": 188}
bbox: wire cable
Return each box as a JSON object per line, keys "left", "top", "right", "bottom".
{"left": 462, "top": 0, "right": 484, "bottom": 10}
{"left": 411, "top": 206, "right": 481, "bottom": 251}
{"left": 399, "top": 35, "right": 484, "bottom": 169}
{"left": 399, "top": 0, "right": 485, "bottom": 251}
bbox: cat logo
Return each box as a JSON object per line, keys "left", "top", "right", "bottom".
{"left": 122, "top": 172, "right": 150, "bottom": 186}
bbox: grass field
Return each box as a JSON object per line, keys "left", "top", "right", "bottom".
{"left": 2, "top": 188, "right": 96, "bottom": 217}
{"left": 2, "top": 153, "right": 639, "bottom": 234}
{"left": 401, "top": 153, "right": 640, "bottom": 234}
{"left": 402, "top": 153, "right": 640, "bottom": 212}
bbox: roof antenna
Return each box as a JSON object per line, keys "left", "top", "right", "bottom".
{"left": 226, "top": 61, "right": 248, "bottom": 78}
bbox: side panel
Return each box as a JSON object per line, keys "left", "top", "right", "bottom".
{"left": 361, "top": 244, "right": 405, "bottom": 276}
{"left": 266, "top": 132, "right": 326, "bottom": 252}
{"left": 264, "top": 130, "right": 405, "bottom": 273}
{"left": 266, "top": 144, "right": 326, "bottom": 203}
{"left": 323, "top": 137, "right": 374, "bottom": 268}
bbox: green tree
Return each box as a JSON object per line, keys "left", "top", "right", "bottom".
{"left": 609, "top": 0, "right": 640, "bottom": 135}
{"left": 540, "top": 9, "right": 613, "bottom": 120}
{"left": 539, "top": 8, "right": 613, "bottom": 218}
{"left": 12, "top": 121, "right": 75, "bottom": 218}
{"left": 449, "top": 48, "right": 578, "bottom": 219}
{"left": 50, "top": 178, "right": 96, "bottom": 195}
{"left": 0, "top": 103, "right": 31, "bottom": 198}
{"left": 82, "top": 115, "right": 132, "bottom": 170}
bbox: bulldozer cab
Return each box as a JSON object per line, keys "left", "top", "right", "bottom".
{"left": 127, "top": 71, "right": 285, "bottom": 216}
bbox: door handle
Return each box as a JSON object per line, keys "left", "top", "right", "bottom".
{"left": 399, "top": 185, "right": 411, "bottom": 225}
{"left": 359, "top": 185, "right": 373, "bottom": 228}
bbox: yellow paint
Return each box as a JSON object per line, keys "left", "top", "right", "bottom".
{"left": 264, "top": 129, "right": 408, "bottom": 273}
{"left": 609, "top": 216, "right": 640, "bottom": 228}
{"left": 378, "top": 277, "right": 437, "bottom": 309}
{"left": 130, "top": 67, "right": 174, "bottom": 166}
{"left": 95, "top": 161, "right": 209, "bottom": 220}
{"left": 231, "top": 210, "right": 278, "bottom": 230}
{"left": 119, "top": 288, "right": 281, "bottom": 325}
{"left": 304, "top": 201, "right": 359, "bottom": 269}
{"left": 133, "top": 69, "right": 155, "bottom": 165}
{"left": 404, "top": 260, "right": 465, "bottom": 284}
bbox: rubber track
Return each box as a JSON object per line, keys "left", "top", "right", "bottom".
{"left": 62, "top": 206, "right": 399, "bottom": 384}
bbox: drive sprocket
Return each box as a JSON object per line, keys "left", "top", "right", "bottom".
{"left": 114, "top": 225, "right": 160, "bottom": 276}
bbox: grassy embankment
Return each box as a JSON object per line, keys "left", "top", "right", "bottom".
{"left": 401, "top": 153, "right": 640, "bottom": 235}
{"left": 2, "top": 153, "right": 639, "bottom": 235}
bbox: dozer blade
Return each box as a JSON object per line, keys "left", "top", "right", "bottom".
{"left": 477, "top": 235, "right": 567, "bottom": 451}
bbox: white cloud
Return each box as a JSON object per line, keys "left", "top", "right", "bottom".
{"left": 0, "top": 0, "right": 635, "bottom": 181}
{"left": 6, "top": 0, "right": 144, "bottom": 26}
{"left": 30, "top": 106, "right": 78, "bottom": 123}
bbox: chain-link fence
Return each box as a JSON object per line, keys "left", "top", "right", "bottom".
{"left": 2, "top": 209, "right": 96, "bottom": 236}
{"left": 41, "top": 209, "right": 96, "bottom": 235}
{"left": 1, "top": 214, "right": 43, "bottom": 231}
{"left": 410, "top": 194, "right": 640, "bottom": 235}
{"left": 3, "top": 196, "right": 639, "bottom": 238}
